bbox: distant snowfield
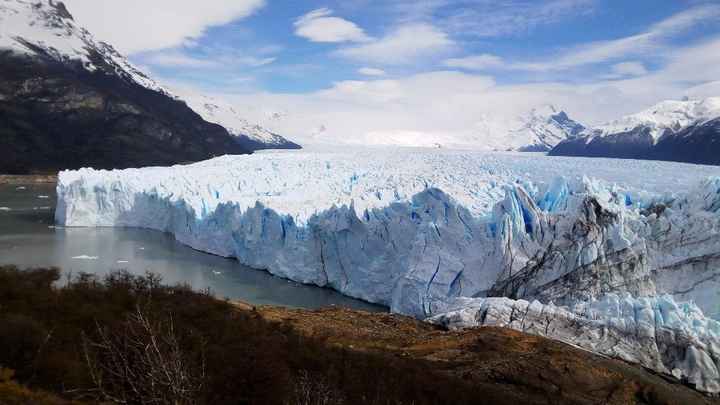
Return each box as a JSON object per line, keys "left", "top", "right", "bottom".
{"left": 56, "top": 148, "right": 720, "bottom": 393}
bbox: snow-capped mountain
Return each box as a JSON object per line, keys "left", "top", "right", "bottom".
{"left": 178, "top": 93, "right": 301, "bottom": 151}
{"left": 551, "top": 97, "right": 720, "bottom": 165}
{"left": 593, "top": 97, "right": 720, "bottom": 141}
{"left": 344, "top": 105, "right": 584, "bottom": 151}
{"left": 0, "top": 0, "right": 164, "bottom": 93}
{"left": 0, "top": 0, "right": 248, "bottom": 172}
{"left": 470, "top": 105, "right": 585, "bottom": 152}
{"left": 0, "top": 0, "right": 299, "bottom": 152}
{"left": 510, "top": 105, "right": 586, "bottom": 151}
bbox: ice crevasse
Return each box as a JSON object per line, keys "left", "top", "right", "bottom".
{"left": 55, "top": 150, "right": 720, "bottom": 394}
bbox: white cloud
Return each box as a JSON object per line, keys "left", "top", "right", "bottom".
{"left": 63, "top": 0, "right": 266, "bottom": 54}
{"left": 507, "top": 4, "right": 720, "bottom": 71}
{"left": 84, "top": 1, "right": 718, "bottom": 150}
{"left": 318, "top": 71, "right": 496, "bottom": 103}
{"left": 684, "top": 81, "right": 720, "bottom": 99}
{"left": 294, "top": 8, "right": 370, "bottom": 43}
{"left": 358, "top": 67, "right": 387, "bottom": 76}
{"left": 337, "top": 23, "right": 455, "bottom": 65}
{"left": 199, "top": 35, "right": 720, "bottom": 149}
{"left": 647, "top": 36, "right": 720, "bottom": 85}
{"left": 649, "top": 4, "right": 720, "bottom": 36}
{"left": 443, "top": 54, "right": 504, "bottom": 70}
{"left": 439, "top": 0, "right": 596, "bottom": 38}
{"left": 610, "top": 62, "right": 648, "bottom": 77}
{"left": 243, "top": 57, "right": 277, "bottom": 67}
{"left": 140, "top": 50, "right": 275, "bottom": 69}
{"left": 520, "top": 34, "right": 654, "bottom": 71}
{"left": 143, "top": 51, "right": 220, "bottom": 69}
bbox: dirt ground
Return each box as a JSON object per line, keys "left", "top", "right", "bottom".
{"left": 239, "top": 304, "right": 718, "bottom": 405}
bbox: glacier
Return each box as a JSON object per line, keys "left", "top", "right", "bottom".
{"left": 55, "top": 149, "right": 720, "bottom": 394}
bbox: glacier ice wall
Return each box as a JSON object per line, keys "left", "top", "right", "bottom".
{"left": 55, "top": 151, "right": 720, "bottom": 393}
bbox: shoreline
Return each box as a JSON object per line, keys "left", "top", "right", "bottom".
{"left": 0, "top": 174, "right": 58, "bottom": 185}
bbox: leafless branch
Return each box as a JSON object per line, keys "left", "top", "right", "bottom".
{"left": 80, "top": 305, "right": 205, "bottom": 404}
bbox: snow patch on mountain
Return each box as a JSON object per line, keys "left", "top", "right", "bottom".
{"left": 0, "top": 0, "right": 293, "bottom": 152}
{"left": 0, "top": 0, "right": 165, "bottom": 93}
{"left": 177, "top": 92, "right": 301, "bottom": 150}
{"left": 341, "top": 105, "right": 585, "bottom": 151}
{"left": 591, "top": 97, "right": 720, "bottom": 142}
{"left": 510, "top": 105, "right": 586, "bottom": 151}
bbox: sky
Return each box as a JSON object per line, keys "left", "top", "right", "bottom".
{"left": 63, "top": 0, "right": 720, "bottom": 145}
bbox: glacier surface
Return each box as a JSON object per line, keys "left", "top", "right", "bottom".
{"left": 56, "top": 149, "right": 720, "bottom": 393}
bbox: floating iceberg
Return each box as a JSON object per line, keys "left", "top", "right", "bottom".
{"left": 55, "top": 149, "right": 720, "bottom": 393}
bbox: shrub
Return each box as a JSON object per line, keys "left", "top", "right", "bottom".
{"left": 0, "top": 266, "right": 485, "bottom": 404}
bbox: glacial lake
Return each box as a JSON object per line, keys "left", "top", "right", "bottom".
{"left": 0, "top": 183, "right": 385, "bottom": 311}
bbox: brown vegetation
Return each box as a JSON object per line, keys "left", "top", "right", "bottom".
{"left": 0, "top": 174, "right": 57, "bottom": 185}
{"left": 0, "top": 266, "right": 714, "bottom": 405}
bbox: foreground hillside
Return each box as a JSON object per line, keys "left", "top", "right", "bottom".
{"left": 0, "top": 266, "right": 713, "bottom": 404}
{"left": 0, "top": 0, "right": 249, "bottom": 173}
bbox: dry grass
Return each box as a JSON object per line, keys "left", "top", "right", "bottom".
{"left": 248, "top": 305, "right": 717, "bottom": 405}
{"left": 0, "top": 174, "right": 57, "bottom": 185}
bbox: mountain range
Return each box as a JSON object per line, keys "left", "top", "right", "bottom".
{"left": 2, "top": 0, "right": 718, "bottom": 170}
{"left": 325, "top": 104, "right": 587, "bottom": 152}
{"left": 550, "top": 97, "right": 720, "bottom": 165}
{"left": 510, "top": 105, "right": 586, "bottom": 152}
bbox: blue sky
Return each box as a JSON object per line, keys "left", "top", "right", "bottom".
{"left": 65, "top": 0, "right": 720, "bottom": 143}
{"left": 112, "top": 0, "right": 720, "bottom": 94}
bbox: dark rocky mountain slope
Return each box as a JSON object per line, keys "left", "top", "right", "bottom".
{"left": 652, "top": 117, "right": 720, "bottom": 165}
{"left": 550, "top": 98, "right": 720, "bottom": 165}
{"left": 550, "top": 119, "right": 720, "bottom": 165}
{"left": 0, "top": 1, "right": 249, "bottom": 174}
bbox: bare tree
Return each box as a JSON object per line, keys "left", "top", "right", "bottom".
{"left": 81, "top": 305, "right": 205, "bottom": 404}
{"left": 288, "top": 370, "right": 344, "bottom": 405}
